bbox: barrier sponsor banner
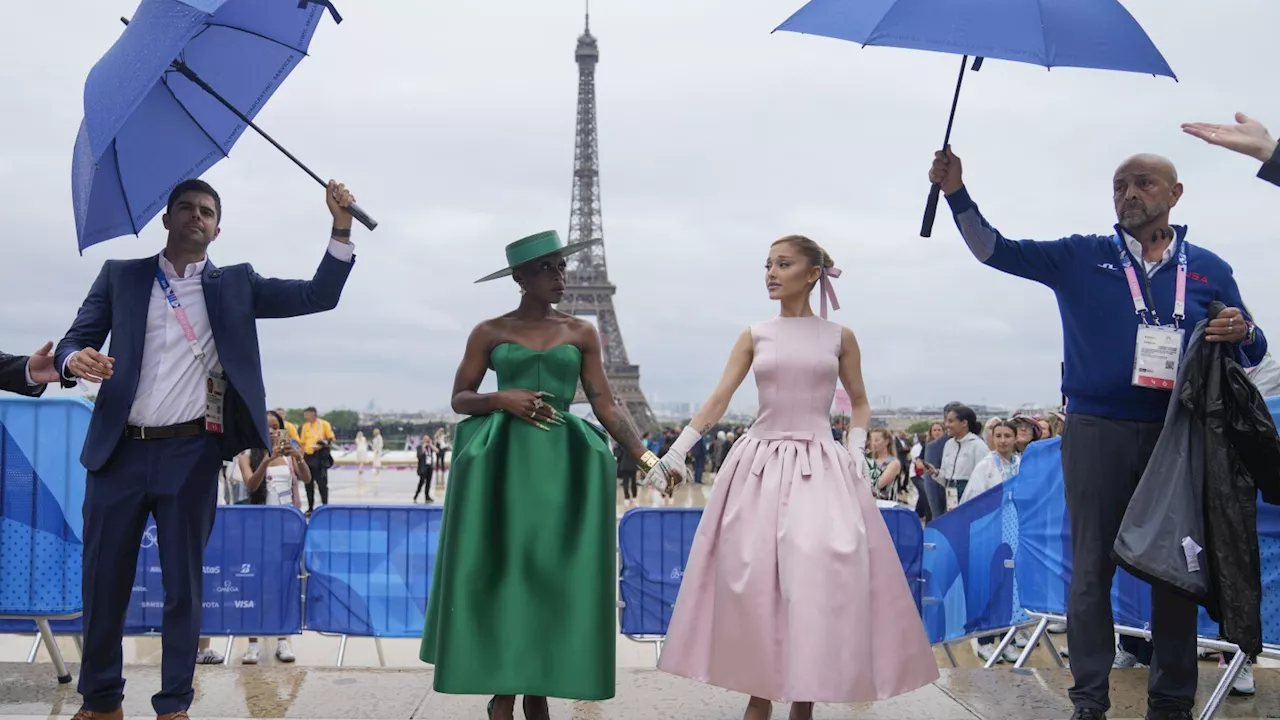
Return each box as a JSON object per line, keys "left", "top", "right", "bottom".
{"left": 127, "top": 506, "right": 305, "bottom": 636}
{"left": 304, "top": 505, "right": 440, "bottom": 638}
{"left": 199, "top": 506, "right": 305, "bottom": 636}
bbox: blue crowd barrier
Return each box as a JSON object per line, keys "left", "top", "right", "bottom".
{"left": 617, "top": 505, "right": 926, "bottom": 638}
{"left": 1009, "top": 438, "right": 1069, "bottom": 618}
{"left": 1013, "top": 412, "right": 1280, "bottom": 652}
{"left": 1190, "top": 505, "right": 1280, "bottom": 645}
{"left": 921, "top": 482, "right": 1026, "bottom": 645}
{"left": 124, "top": 506, "right": 306, "bottom": 636}
{"left": 303, "top": 505, "right": 441, "bottom": 638}
{"left": 0, "top": 397, "right": 92, "bottom": 618}
{"left": 1, "top": 507, "right": 306, "bottom": 639}
{"left": 881, "top": 503, "right": 926, "bottom": 614}
{"left": 1013, "top": 439, "right": 1204, "bottom": 628}
{"left": 618, "top": 508, "right": 703, "bottom": 638}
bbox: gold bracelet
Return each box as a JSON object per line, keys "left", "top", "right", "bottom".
{"left": 638, "top": 451, "right": 660, "bottom": 474}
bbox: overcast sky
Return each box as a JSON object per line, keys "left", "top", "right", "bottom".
{"left": 3, "top": 1, "right": 1278, "bottom": 414}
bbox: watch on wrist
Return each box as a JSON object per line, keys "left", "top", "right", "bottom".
{"left": 1244, "top": 320, "right": 1257, "bottom": 345}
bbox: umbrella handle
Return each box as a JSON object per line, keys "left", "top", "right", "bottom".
{"left": 920, "top": 183, "right": 942, "bottom": 238}
{"left": 347, "top": 202, "right": 378, "bottom": 231}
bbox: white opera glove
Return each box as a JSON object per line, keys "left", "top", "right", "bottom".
{"left": 667, "top": 426, "right": 702, "bottom": 465}
{"left": 642, "top": 426, "right": 700, "bottom": 494}
{"left": 848, "top": 427, "right": 868, "bottom": 457}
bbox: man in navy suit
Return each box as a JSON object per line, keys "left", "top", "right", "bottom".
{"left": 56, "top": 177, "right": 359, "bottom": 720}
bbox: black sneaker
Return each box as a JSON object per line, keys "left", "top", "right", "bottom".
{"left": 1145, "top": 709, "right": 1193, "bottom": 720}
{"left": 1070, "top": 709, "right": 1107, "bottom": 720}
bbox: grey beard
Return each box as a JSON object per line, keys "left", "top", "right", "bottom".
{"left": 1117, "top": 202, "right": 1168, "bottom": 231}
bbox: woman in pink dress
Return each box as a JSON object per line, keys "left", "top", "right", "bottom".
{"left": 645, "top": 235, "right": 938, "bottom": 720}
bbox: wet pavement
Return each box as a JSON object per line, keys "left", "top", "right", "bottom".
{"left": 0, "top": 663, "right": 1277, "bottom": 719}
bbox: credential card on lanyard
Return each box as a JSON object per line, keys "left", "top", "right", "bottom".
{"left": 155, "top": 269, "right": 225, "bottom": 433}
{"left": 1113, "top": 235, "right": 1188, "bottom": 390}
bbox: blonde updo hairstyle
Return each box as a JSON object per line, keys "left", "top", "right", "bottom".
{"left": 770, "top": 234, "right": 835, "bottom": 293}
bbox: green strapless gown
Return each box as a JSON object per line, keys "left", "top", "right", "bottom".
{"left": 421, "top": 343, "right": 617, "bottom": 700}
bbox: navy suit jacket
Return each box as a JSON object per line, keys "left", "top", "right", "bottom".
{"left": 56, "top": 249, "right": 354, "bottom": 472}
{"left": 1261, "top": 144, "right": 1280, "bottom": 187}
{"left": 0, "top": 353, "right": 45, "bottom": 397}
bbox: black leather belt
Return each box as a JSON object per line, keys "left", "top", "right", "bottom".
{"left": 125, "top": 418, "right": 205, "bottom": 441}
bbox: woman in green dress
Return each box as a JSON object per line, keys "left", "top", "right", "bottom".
{"left": 421, "top": 230, "right": 663, "bottom": 720}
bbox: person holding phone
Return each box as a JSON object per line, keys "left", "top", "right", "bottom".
{"left": 238, "top": 410, "right": 308, "bottom": 663}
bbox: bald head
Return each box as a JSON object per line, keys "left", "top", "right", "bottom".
{"left": 1113, "top": 153, "right": 1183, "bottom": 234}
{"left": 1115, "top": 154, "right": 1178, "bottom": 184}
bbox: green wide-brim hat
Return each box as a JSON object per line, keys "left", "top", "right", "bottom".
{"left": 474, "top": 230, "right": 602, "bottom": 283}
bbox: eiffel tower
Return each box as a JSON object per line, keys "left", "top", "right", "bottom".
{"left": 557, "top": 7, "right": 657, "bottom": 434}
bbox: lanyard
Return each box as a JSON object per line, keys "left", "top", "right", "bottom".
{"left": 155, "top": 267, "right": 207, "bottom": 365}
{"left": 1112, "top": 234, "right": 1187, "bottom": 327}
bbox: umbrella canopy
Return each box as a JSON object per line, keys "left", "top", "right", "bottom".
{"left": 72, "top": 0, "right": 342, "bottom": 252}
{"left": 775, "top": 0, "right": 1175, "bottom": 78}
{"left": 774, "top": 0, "right": 1175, "bottom": 236}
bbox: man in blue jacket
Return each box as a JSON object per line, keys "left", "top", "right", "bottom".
{"left": 57, "top": 177, "right": 360, "bottom": 720}
{"left": 929, "top": 149, "right": 1266, "bottom": 720}
{"left": 1181, "top": 112, "right": 1279, "bottom": 187}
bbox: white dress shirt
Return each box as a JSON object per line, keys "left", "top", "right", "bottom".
{"left": 1122, "top": 231, "right": 1175, "bottom": 277}
{"left": 128, "top": 253, "right": 218, "bottom": 427}
{"left": 69, "top": 239, "right": 355, "bottom": 428}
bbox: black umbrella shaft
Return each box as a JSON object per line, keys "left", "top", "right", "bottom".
{"left": 939, "top": 55, "right": 969, "bottom": 150}
{"left": 171, "top": 61, "right": 327, "bottom": 187}
{"left": 114, "top": 16, "right": 376, "bottom": 230}
{"left": 919, "top": 55, "right": 972, "bottom": 238}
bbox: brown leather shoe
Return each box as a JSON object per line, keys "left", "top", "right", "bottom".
{"left": 157, "top": 711, "right": 191, "bottom": 720}
{"left": 72, "top": 708, "right": 122, "bottom": 720}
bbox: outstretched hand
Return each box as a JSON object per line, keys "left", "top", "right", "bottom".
{"left": 1182, "top": 113, "right": 1277, "bottom": 163}
{"left": 26, "top": 342, "right": 59, "bottom": 384}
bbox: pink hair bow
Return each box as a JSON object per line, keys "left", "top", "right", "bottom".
{"left": 819, "top": 266, "right": 842, "bottom": 319}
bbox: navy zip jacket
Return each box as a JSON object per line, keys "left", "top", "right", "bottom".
{"left": 946, "top": 187, "right": 1267, "bottom": 423}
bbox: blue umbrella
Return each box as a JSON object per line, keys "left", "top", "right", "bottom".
{"left": 72, "top": 0, "right": 374, "bottom": 252}
{"left": 775, "top": 0, "right": 1175, "bottom": 237}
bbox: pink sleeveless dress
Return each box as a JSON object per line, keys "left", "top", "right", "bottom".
{"left": 656, "top": 316, "right": 939, "bottom": 703}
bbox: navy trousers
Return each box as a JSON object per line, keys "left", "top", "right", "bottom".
{"left": 78, "top": 434, "right": 222, "bottom": 715}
